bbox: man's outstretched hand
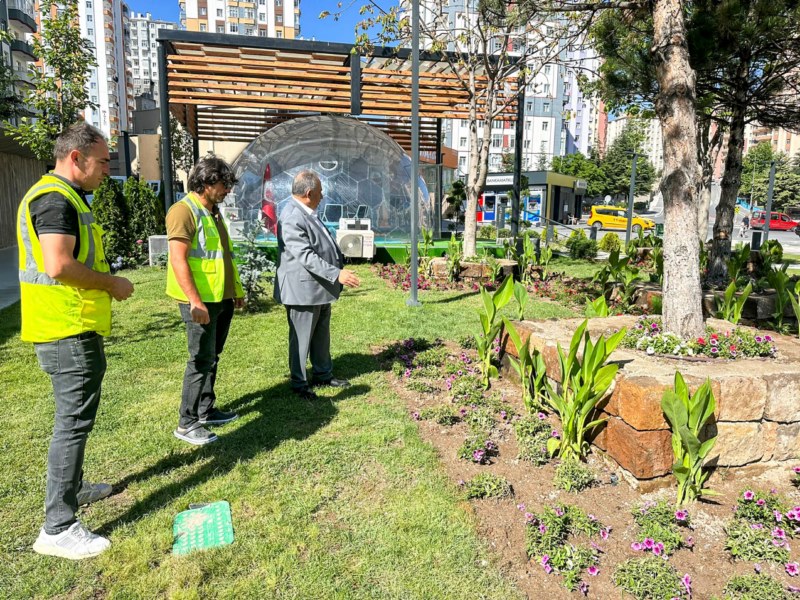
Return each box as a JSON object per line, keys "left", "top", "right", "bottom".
{"left": 338, "top": 269, "right": 361, "bottom": 288}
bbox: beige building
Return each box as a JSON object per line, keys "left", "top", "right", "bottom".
{"left": 743, "top": 124, "right": 800, "bottom": 158}
{"left": 180, "top": 0, "right": 300, "bottom": 39}
{"left": 605, "top": 115, "right": 664, "bottom": 173}
{"left": 128, "top": 12, "right": 177, "bottom": 102}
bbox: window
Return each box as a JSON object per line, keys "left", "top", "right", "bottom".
{"left": 492, "top": 120, "right": 501, "bottom": 129}
{"left": 542, "top": 121, "right": 548, "bottom": 131}
{"left": 543, "top": 102, "right": 550, "bottom": 112}
{"left": 461, "top": 119, "right": 468, "bottom": 127}
{"left": 87, "top": 28, "right": 93, "bottom": 35}
{"left": 524, "top": 140, "right": 530, "bottom": 149}
{"left": 246, "top": 8, "right": 255, "bottom": 18}
{"left": 525, "top": 120, "right": 530, "bottom": 130}
{"left": 543, "top": 83, "right": 550, "bottom": 94}
{"left": 228, "top": 7, "right": 238, "bottom": 17}
{"left": 259, "top": 0, "right": 265, "bottom": 4}
{"left": 199, "top": 7, "right": 206, "bottom": 15}
{"left": 458, "top": 156, "right": 466, "bottom": 167}
{"left": 229, "top": 23, "right": 238, "bottom": 32}
{"left": 525, "top": 102, "right": 532, "bottom": 112}
{"left": 276, "top": 30, "right": 283, "bottom": 38}
{"left": 258, "top": 28, "right": 267, "bottom": 36}
{"left": 544, "top": 65, "right": 551, "bottom": 75}
{"left": 459, "top": 137, "right": 466, "bottom": 147}
{"left": 87, "top": 14, "right": 92, "bottom": 21}
{"left": 91, "top": 82, "right": 97, "bottom": 88}
{"left": 276, "top": 14, "right": 283, "bottom": 23}
{"left": 86, "top": 0, "right": 92, "bottom": 6}
{"left": 492, "top": 135, "right": 501, "bottom": 148}
{"left": 275, "top": 0, "right": 282, "bottom": 6}
{"left": 258, "top": 12, "right": 265, "bottom": 20}
{"left": 217, "top": 8, "right": 223, "bottom": 16}
{"left": 245, "top": 27, "right": 253, "bottom": 35}
{"left": 199, "top": 23, "right": 206, "bottom": 31}
{"left": 217, "top": 25, "right": 224, "bottom": 33}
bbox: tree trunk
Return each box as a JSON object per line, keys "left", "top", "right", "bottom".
{"left": 651, "top": 0, "right": 704, "bottom": 339}
{"left": 710, "top": 104, "right": 747, "bottom": 281}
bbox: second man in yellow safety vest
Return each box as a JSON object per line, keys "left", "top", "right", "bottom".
{"left": 166, "top": 155, "right": 245, "bottom": 445}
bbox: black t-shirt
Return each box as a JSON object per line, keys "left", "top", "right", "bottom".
{"left": 28, "top": 175, "right": 90, "bottom": 259}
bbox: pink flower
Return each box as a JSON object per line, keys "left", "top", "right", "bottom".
{"left": 537, "top": 412, "right": 546, "bottom": 420}
{"left": 757, "top": 499, "right": 766, "bottom": 507}
{"left": 587, "top": 566, "right": 599, "bottom": 576}
{"left": 776, "top": 510, "right": 784, "bottom": 522}
{"left": 517, "top": 503, "right": 526, "bottom": 511}
{"left": 743, "top": 490, "right": 755, "bottom": 500}
{"left": 555, "top": 507, "right": 564, "bottom": 517}
{"left": 600, "top": 528, "right": 609, "bottom": 540}
{"left": 793, "top": 466, "right": 800, "bottom": 474}
{"left": 675, "top": 509, "right": 688, "bottom": 522}
{"left": 643, "top": 538, "right": 654, "bottom": 549}
{"left": 653, "top": 542, "right": 664, "bottom": 556}
{"left": 411, "top": 411, "right": 420, "bottom": 420}
{"left": 787, "top": 562, "right": 800, "bottom": 577}
{"left": 588, "top": 514, "right": 597, "bottom": 521}
{"left": 539, "top": 523, "right": 547, "bottom": 534}
{"left": 524, "top": 512, "right": 535, "bottom": 523}
{"left": 774, "top": 527, "right": 787, "bottom": 540}
{"left": 631, "top": 542, "right": 643, "bottom": 551}
{"left": 541, "top": 555, "right": 550, "bottom": 566}
{"left": 685, "top": 536, "right": 694, "bottom": 548}
{"left": 544, "top": 564, "right": 552, "bottom": 574}
{"left": 682, "top": 573, "right": 692, "bottom": 597}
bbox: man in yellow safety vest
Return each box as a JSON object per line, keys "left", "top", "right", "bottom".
{"left": 166, "top": 155, "right": 244, "bottom": 446}
{"left": 18, "top": 122, "right": 134, "bottom": 560}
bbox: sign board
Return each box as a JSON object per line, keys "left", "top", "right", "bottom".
{"left": 485, "top": 174, "right": 515, "bottom": 187}
{"left": 574, "top": 179, "right": 588, "bottom": 193}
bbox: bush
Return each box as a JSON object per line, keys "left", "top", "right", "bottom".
{"left": 613, "top": 557, "right": 683, "bottom": 600}
{"left": 477, "top": 224, "right": 497, "bottom": 239}
{"left": 464, "top": 473, "right": 513, "bottom": 499}
{"left": 554, "top": 459, "right": 595, "bottom": 492}
{"left": 237, "top": 222, "right": 276, "bottom": 311}
{"left": 723, "top": 574, "right": 789, "bottom": 600}
{"left": 514, "top": 415, "right": 551, "bottom": 465}
{"left": 598, "top": 233, "right": 622, "bottom": 253}
{"left": 565, "top": 230, "right": 598, "bottom": 260}
{"left": 419, "top": 405, "right": 458, "bottom": 425}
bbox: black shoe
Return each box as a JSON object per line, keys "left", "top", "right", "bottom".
{"left": 312, "top": 377, "right": 351, "bottom": 388}
{"left": 293, "top": 388, "right": 319, "bottom": 401}
{"left": 199, "top": 409, "right": 239, "bottom": 426}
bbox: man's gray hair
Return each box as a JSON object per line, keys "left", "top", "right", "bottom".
{"left": 53, "top": 122, "right": 106, "bottom": 161}
{"left": 292, "top": 170, "right": 320, "bottom": 197}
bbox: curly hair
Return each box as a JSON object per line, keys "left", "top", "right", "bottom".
{"left": 187, "top": 155, "right": 237, "bottom": 194}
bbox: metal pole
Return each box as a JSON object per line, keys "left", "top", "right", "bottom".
{"left": 158, "top": 42, "right": 174, "bottom": 209}
{"left": 625, "top": 152, "right": 638, "bottom": 245}
{"left": 407, "top": 0, "right": 421, "bottom": 307}
{"left": 435, "top": 118, "right": 443, "bottom": 240}
{"left": 763, "top": 160, "right": 776, "bottom": 243}
{"left": 512, "top": 71, "right": 525, "bottom": 242}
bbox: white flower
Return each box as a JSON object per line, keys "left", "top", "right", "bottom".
{"left": 646, "top": 346, "right": 655, "bottom": 355}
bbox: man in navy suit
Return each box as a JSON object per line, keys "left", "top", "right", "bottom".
{"left": 273, "top": 170, "right": 360, "bottom": 400}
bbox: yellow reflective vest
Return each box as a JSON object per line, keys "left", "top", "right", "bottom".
{"left": 17, "top": 175, "right": 111, "bottom": 343}
{"left": 165, "top": 192, "right": 244, "bottom": 302}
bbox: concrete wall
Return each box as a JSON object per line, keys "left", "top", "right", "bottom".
{"left": 0, "top": 151, "right": 47, "bottom": 249}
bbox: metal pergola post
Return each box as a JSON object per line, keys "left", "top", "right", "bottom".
{"left": 512, "top": 73, "right": 525, "bottom": 242}
{"left": 435, "top": 118, "right": 443, "bottom": 240}
{"left": 158, "top": 40, "right": 174, "bottom": 209}
{"left": 764, "top": 160, "right": 777, "bottom": 242}
{"left": 407, "top": 0, "right": 421, "bottom": 308}
{"left": 625, "top": 152, "right": 638, "bottom": 246}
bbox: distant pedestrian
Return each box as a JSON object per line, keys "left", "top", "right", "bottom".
{"left": 740, "top": 215, "right": 750, "bottom": 237}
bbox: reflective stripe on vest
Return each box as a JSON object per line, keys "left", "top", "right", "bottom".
{"left": 17, "top": 174, "right": 111, "bottom": 343}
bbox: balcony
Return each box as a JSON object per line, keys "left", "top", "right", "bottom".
{"left": 10, "top": 39, "right": 36, "bottom": 61}
{"left": 13, "top": 68, "right": 35, "bottom": 86}
{"left": 8, "top": 0, "right": 37, "bottom": 33}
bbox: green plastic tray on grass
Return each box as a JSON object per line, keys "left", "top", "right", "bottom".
{"left": 172, "top": 500, "right": 234, "bottom": 555}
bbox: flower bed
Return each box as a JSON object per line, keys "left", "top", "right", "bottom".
{"left": 622, "top": 316, "right": 778, "bottom": 359}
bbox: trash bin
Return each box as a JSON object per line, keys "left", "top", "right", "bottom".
{"left": 750, "top": 229, "right": 762, "bottom": 249}
{"left": 655, "top": 223, "right": 665, "bottom": 236}
{"left": 589, "top": 226, "right": 597, "bottom": 241}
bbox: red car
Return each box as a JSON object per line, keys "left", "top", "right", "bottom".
{"left": 751, "top": 211, "right": 799, "bottom": 231}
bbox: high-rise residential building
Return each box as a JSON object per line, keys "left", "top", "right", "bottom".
{"left": 128, "top": 12, "right": 177, "bottom": 102}
{"left": 605, "top": 115, "right": 664, "bottom": 173}
{"left": 743, "top": 123, "right": 800, "bottom": 159}
{"left": 180, "top": 0, "right": 300, "bottom": 39}
{"left": 1, "top": 0, "right": 38, "bottom": 103}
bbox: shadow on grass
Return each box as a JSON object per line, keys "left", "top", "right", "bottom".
{"left": 0, "top": 302, "right": 21, "bottom": 348}
{"left": 422, "top": 291, "right": 478, "bottom": 305}
{"left": 98, "top": 352, "right": 381, "bottom": 535}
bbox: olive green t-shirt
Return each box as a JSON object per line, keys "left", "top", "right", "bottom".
{"left": 166, "top": 202, "right": 236, "bottom": 301}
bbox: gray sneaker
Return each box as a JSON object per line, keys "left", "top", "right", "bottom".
{"left": 32, "top": 520, "right": 110, "bottom": 560}
{"left": 174, "top": 426, "right": 218, "bottom": 446}
{"left": 199, "top": 409, "right": 239, "bottom": 426}
{"left": 76, "top": 481, "right": 112, "bottom": 506}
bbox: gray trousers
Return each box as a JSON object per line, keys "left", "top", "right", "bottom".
{"left": 178, "top": 299, "right": 234, "bottom": 429}
{"left": 285, "top": 304, "right": 333, "bottom": 390}
{"left": 34, "top": 332, "right": 106, "bottom": 534}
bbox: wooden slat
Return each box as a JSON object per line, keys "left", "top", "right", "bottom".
{"left": 174, "top": 98, "right": 353, "bottom": 113}
{"left": 168, "top": 72, "right": 353, "bottom": 91}
{"left": 170, "top": 80, "right": 352, "bottom": 98}
{"left": 171, "top": 54, "right": 350, "bottom": 73}
{"left": 167, "top": 63, "right": 351, "bottom": 83}
{"left": 171, "top": 90, "right": 352, "bottom": 108}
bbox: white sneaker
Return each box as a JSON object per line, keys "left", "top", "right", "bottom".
{"left": 32, "top": 521, "right": 110, "bottom": 559}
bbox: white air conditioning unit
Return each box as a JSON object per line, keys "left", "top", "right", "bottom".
{"left": 336, "top": 218, "right": 375, "bottom": 259}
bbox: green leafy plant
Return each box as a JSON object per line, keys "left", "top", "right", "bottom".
{"left": 544, "top": 320, "right": 625, "bottom": 461}
{"left": 716, "top": 281, "right": 752, "bottom": 325}
{"left": 723, "top": 574, "right": 789, "bottom": 600}
{"left": 92, "top": 178, "right": 130, "bottom": 267}
{"left": 613, "top": 557, "right": 684, "bottom": 600}
{"left": 479, "top": 249, "right": 502, "bottom": 283}
{"left": 554, "top": 459, "right": 596, "bottom": 492}
{"left": 513, "top": 280, "right": 529, "bottom": 320}
{"left": 477, "top": 224, "right": 497, "bottom": 239}
{"left": 464, "top": 473, "right": 512, "bottom": 499}
{"left": 660, "top": 372, "right": 718, "bottom": 505}
{"left": 761, "top": 239, "right": 784, "bottom": 265}
{"left": 474, "top": 276, "right": 514, "bottom": 389}
{"left": 598, "top": 233, "right": 622, "bottom": 253}
{"left": 767, "top": 267, "right": 793, "bottom": 333}
{"left": 789, "top": 281, "right": 800, "bottom": 338}
{"left": 458, "top": 436, "right": 497, "bottom": 464}
{"left": 238, "top": 221, "right": 276, "bottom": 311}
{"left": 584, "top": 295, "right": 610, "bottom": 318}
{"left": 514, "top": 415, "right": 551, "bottom": 465}
{"left": 632, "top": 499, "right": 689, "bottom": 556}
{"left": 418, "top": 227, "right": 434, "bottom": 275}
{"left": 539, "top": 245, "right": 553, "bottom": 280}
{"left": 565, "top": 229, "right": 598, "bottom": 260}
{"left": 445, "top": 233, "right": 462, "bottom": 282}
{"left": 651, "top": 244, "right": 664, "bottom": 285}
{"left": 724, "top": 489, "right": 793, "bottom": 563}
{"left": 503, "top": 318, "right": 547, "bottom": 413}
{"left": 724, "top": 519, "right": 790, "bottom": 563}
{"left": 419, "top": 405, "right": 458, "bottom": 426}
{"left": 518, "top": 234, "right": 538, "bottom": 283}
{"left": 727, "top": 243, "right": 752, "bottom": 284}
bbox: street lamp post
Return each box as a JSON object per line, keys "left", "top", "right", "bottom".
{"left": 763, "top": 160, "right": 777, "bottom": 243}
{"left": 625, "top": 151, "right": 639, "bottom": 246}
{"left": 407, "top": 0, "right": 421, "bottom": 308}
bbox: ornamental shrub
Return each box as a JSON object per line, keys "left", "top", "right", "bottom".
{"left": 598, "top": 233, "right": 622, "bottom": 253}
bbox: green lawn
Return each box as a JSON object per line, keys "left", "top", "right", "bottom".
{"left": 0, "top": 265, "right": 575, "bottom": 599}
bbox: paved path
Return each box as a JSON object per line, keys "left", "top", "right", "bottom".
{"left": 0, "top": 246, "right": 19, "bottom": 310}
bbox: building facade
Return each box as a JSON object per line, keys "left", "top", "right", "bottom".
{"left": 605, "top": 115, "right": 664, "bottom": 173}
{"left": 129, "top": 12, "right": 176, "bottom": 103}
{"left": 1, "top": 0, "right": 38, "bottom": 103}
{"left": 180, "top": 0, "right": 300, "bottom": 38}
{"left": 743, "top": 123, "right": 800, "bottom": 159}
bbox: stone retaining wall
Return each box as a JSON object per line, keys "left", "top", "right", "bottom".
{"left": 429, "top": 257, "right": 516, "bottom": 285}
{"left": 502, "top": 316, "right": 800, "bottom": 483}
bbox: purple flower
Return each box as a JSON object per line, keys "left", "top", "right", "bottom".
{"left": 682, "top": 573, "right": 692, "bottom": 597}
{"left": 411, "top": 411, "right": 420, "bottom": 420}
{"left": 643, "top": 538, "right": 654, "bottom": 549}
{"left": 754, "top": 563, "right": 762, "bottom": 574}
{"left": 751, "top": 523, "right": 764, "bottom": 530}
{"left": 484, "top": 440, "right": 496, "bottom": 451}
{"left": 555, "top": 507, "right": 564, "bottom": 517}
{"left": 457, "top": 370, "right": 464, "bottom": 376}
{"left": 500, "top": 410, "right": 507, "bottom": 420}
{"left": 787, "top": 563, "right": 800, "bottom": 577}
{"left": 686, "top": 536, "right": 694, "bottom": 548}
{"left": 404, "top": 369, "right": 412, "bottom": 378}
{"left": 472, "top": 449, "right": 486, "bottom": 463}
{"left": 755, "top": 336, "right": 763, "bottom": 343}
{"left": 774, "top": 527, "right": 787, "bottom": 539}
{"left": 539, "top": 523, "right": 547, "bottom": 534}
{"left": 631, "top": 542, "right": 643, "bottom": 551}
{"left": 588, "top": 514, "right": 597, "bottom": 521}
{"left": 587, "top": 566, "right": 599, "bottom": 576}
{"left": 776, "top": 510, "right": 784, "bottom": 522}
{"left": 765, "top": 335, "right": 773, "bottom": 342}
{"left": 600, "top": 528, "right": 609, "bottom": 540}
{"left": 551, "top": 430, "right": 560, "bottom": 438}
{"left": 537, "top": 412, "right": 546, "bottom": 420}
{"left": 524, "top": 512, "right": 535, "bottom": 523}
{"left": 675, "top": 509, "right": 689, "bottom": 522}
{"left": 788, "top": 508, "right": 800, "bottom": 521}
{"left": 757, "top": 499, "right": 766, "bottom": 507}
{"left": 743, "top": 490, "right": 755, "bottom": 501}
{"left": 794, "top": 466, "right": 800, "bottom": 474}
{"left": 653, "top": 542, "right": 664, "bottom": 556}
{"left": 543, "top": 564, "right": 552, "bottom": 574}
{"left": 578, "top": 581, "right": 589, "bottom": 596}
{"left": 517, "top": 503, "right": 526, "bottom": 511}
{"left": 710, "top": 346, "right": 719, "bottom": 354}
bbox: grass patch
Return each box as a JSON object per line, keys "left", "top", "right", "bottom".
{"left": 1, "top": 265, "right": 577, "bottom": 598}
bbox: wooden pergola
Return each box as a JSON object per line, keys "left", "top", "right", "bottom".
{"left": 156, "top": 30, "right": 522, "bottom": 205}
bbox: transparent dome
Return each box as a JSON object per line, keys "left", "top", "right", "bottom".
{"left": 230, "top": 115, "right": 431, "bottom": 241}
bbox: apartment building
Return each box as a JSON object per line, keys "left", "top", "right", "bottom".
{"left": 128, "top": 12, "right": 176, "bottom": 103}
{"left": 605, "top": 115, "right": 664, "bottom": 173}
{"left": 180, "top": 0, "right": 300, "bottom": 39}
{"left": 1, "top": 0, "right": 38, "bottom": 102}
{"left": 743, "top": 123, "right": 800, "bottom": 159}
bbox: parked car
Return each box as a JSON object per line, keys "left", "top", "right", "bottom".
{"left": 750, "top": 211, "right": 799, "bottom": 231}
{"left": 785, "top": 205, "right": 800, "bottom": 221}
{"left": 587, "top": 206, "right": 655, "bottom": 234}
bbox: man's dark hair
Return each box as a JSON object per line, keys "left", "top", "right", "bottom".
{"left": 53, "top": 122, "right": 106, "bottom": 161}
{"left": 187, "top": 154, "right": 237, "bottom": 194}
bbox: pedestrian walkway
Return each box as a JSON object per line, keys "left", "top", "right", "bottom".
{"left": 0, "top": 246, "right": 20, "bottom": 310}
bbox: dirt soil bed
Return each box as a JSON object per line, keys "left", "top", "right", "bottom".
{"left": 383, "top": 340, "right": 800, "bottom": 599}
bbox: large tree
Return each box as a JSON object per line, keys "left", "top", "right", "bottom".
{"left": 4, "top": 0, "right": 97, "bottom": 160}
{"left": 598, "top": 120, "right": 657, "bottom": 198}
{"left": 551, "top": 150, "right": 607, "bottom": 198}
{"left": 327, "top": 0, "right": 580, "bottom": 257}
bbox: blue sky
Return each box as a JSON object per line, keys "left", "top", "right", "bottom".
{"left": 131, "top": 0, "right": 370, "bottom": 43}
